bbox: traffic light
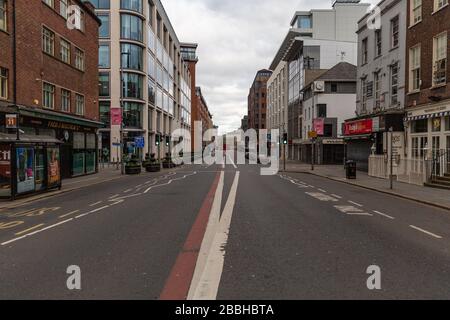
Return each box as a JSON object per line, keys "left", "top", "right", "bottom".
{"left": 155, "top": 134, "right": 160, "bottom": 146}
{"left": 283, "top": 133, "right": 288, "bottom": 145}
{"left": 165, "top": 136, "right": 170, "bottom": 146}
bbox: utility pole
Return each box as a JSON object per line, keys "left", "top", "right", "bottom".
{"left": 120, "top": 51, "right": 130, "bottom": 175}
{"left": 389, "top": 127, "right": 394, "bottom": 190}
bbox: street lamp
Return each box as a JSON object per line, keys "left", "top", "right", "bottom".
{"left": 120, "top": 50, "right": 131, "bottom": 175}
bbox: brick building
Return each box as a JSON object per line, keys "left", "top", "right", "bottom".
{"left": 0, "top": 0, "right": 101, "bottom": 190}
{"left": 248, "top": 69, "right": 272, "bottom": 132}
{"left": 404, "top": 1, "right": 450, "bottom": 176}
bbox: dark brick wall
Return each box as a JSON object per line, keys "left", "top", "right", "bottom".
{"left": 0, "top": 0, "right": 13, "bottom": 104}
{"left": 406, "top": 1, "right": 450, "bottom": 108}
{"left": 248, "top": 72, "right": 271, "bottom": 130}
{"left": 2, "top": 0, "right": 99, "bottom": 121}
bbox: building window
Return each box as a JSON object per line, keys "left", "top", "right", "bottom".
{"left": 375, "top": 29, "right": 382, "bottom": 57}
{"left": 411, "top": 119, "right": 428, "bottom": 133}
{"left": 43, "top": 0, "right": 54, "bottom": 8}
{"left": 61, "top": 89, "right": 71, "bottom": 112}
{"left": 121, "top": 0, "right": 143, "bottom": 13}
{"left": 121, "top": 43, "right": 143, "bottom": 71}
{"left": 409, "top": 45, "right": 421, "bottom": 92}
{"left": 0, "top": 67, "right": 7, "bottom": 99}
{"left": 99, "top": 44, "right": 110, "bottom": 68}
{"left": 391, "top": 16, "right": 399, "bottom": 49}
{"left": 121, "top": 14, "right": 143, "bottom": 42}
{"left": 60, "top": 0, "right": 68, "bottom": 19}
{"left": 99, "top": 101, "right": 110, "bottom": 126}
{"left": 75, "top": 94, "right": 84, "bottom": 115}
{"left": 43, "top": 82, "right": 55, "bottom": 109}
{"left": 432, "top": 117, "right": 442, "bottom": 132}
{"left": 391, "top": 63, "right": 399, "bottom": 105}
{"left": 42, "top": 27, "right": 55, "bottom": 55}
{"left": 75, "top": 47, "right": 85, "bottom": 71}
{"left": 99, "top": 72, "right": 110, "bottom": 97}
{"left": 60, "top": 39, "right": 71, "bottom": 64}
{"left": 434, "top": 0, "right": 449, "bottom": 12}
{"left": 297, "top": 15, "right": 312, "bottom": 29}
{"left": 123, "top": 102, "right": 143, "bottom": 128}
{"left": 90, "top": 0, "right": 110, "bottom": 9}
{"left": 0, "top": 0, "right": 7, "bottom": 32}
{"left": 433, "top": 32, "right": 447, "bottom": 86}
{"left": 361, "top": 79, "right": 367, "bottom": 112}
{"left": 317, "top": 104, "right": 327, "bottom": 118}
{"left": 411, "top": 0, "right": 422, "bottom": 25}
{"left": 122, "top": 73, "right": 143, "bottom": 99}
{"left": 362, "top": 38, "right": 368, "bottom": 65}
{"left": 374, "top": 72, "right": 381, "bottom": 109}
{"left": 331, "top": 83, "right": 338, "bottom": 93}
{"left": 98, "top": 14, "right": 110, "bottom": 38}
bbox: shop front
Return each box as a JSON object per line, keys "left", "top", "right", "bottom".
{"left": 3, "top": 107, "right": 104, "bottom": 179}
{"left": 0, "top": 133, "right": 62, "bottom": 200}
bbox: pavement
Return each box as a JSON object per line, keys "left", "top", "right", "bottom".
{"left": 282, "top": 161, "right": 450, "bottom": 211}
{"left": 2, "top": 160, "right": 450, "bottom": 299}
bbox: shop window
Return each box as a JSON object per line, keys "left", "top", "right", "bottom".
{"left": 0, "top": 144, "right": 11, "bottom": 197}
{"left": 411, "top": 119, "right": 428, "bottom": 133}
{"left": 445, "top": 116, "right": 450, "bottom": 131}
{"left": 16, "top": 147, "right": 35, "bottom": 194}
{"left": 42, "top": 27, "right": 55, "bottom": 56}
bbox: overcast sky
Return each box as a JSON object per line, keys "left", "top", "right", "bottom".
{"left": 164, "top": 0, "right": 378, "bottom": 134}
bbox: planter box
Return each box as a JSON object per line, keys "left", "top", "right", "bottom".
{"left": 146, "top": 164, "right": 161, "bottom": 172}
{"left": 125, "top": 166, "right": 141, "bottom": 175}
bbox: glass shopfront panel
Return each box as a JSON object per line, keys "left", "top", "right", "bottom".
{"left": 73, "top": 152, "right": 85, "bottom": 176}
{"left": 35, "top": 147, "right": 46, "bottom": 191}
{"left": 0, "top": 144, "right": 11, "bottom": 197}
{"left": 47, "top": 147, "right": 61, "bottom": 188}
{"left": 16, "top": 147, "right": 35, "bottom": 194}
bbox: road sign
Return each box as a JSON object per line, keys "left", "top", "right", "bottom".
{"left": 6, "top": 114, "right": 17, "bottom": 129}
{"left": 112, "top": 142, "right": 121, "bottom": 147}
{"left": 308, "top": 131, "right": 318, "bottom": 139}
{"left": 135, "top": 136, "right": 145, "bottom": 148}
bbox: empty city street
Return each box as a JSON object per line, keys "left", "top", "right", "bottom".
{"left": 1, "top": 162, "right": 450, "bottom": 299}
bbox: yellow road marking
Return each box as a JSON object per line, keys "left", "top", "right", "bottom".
{"left": 15, "top": 224, "right": 45, "bottom": 236}
{"left": 0, "top": 221, "right": 24, "bottom": 229}
{"left": 59, "top": 210, "right": 80, "bottom": 218}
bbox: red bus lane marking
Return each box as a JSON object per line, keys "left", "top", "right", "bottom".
{"left": 159, "top": 171, "right": 221, "bottom": 300}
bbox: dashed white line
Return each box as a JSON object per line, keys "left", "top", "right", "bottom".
{"left": 331, "top": 194, "right": 342, "bottom": 199}
{"left": 373, "top": 210, "right": 395, "bottom": 220}
{"left": 59, "top": 210, "right": 80, "bottom": 218}
{"left": 108, "top": 194, "right": 119, "bottom": 199}
{"left": 409, "top": 225, "right": 443, "bottom": 239}
{"left": 123, "top": 189, "right": 133, "bottom": 193}
{"left": 89, "top": 205, "right": 110, "bottom": 213}
{"left": 348, "top": 200, "right": 363, "bottom": 207}
{"left": 318, "top": 188, "right": 327, "bottom": 193}
{"left": 89, "top": 201, "right": 103, "bottom": 207}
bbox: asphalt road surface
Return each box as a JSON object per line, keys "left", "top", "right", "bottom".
{"left": 1, "top": 160, "right": 450, "bottom": 299}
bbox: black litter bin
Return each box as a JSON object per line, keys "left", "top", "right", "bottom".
{"left": 346, "top": 160, "right": 357, "bottom": 179}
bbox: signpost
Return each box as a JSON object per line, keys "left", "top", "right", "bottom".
{"left": 308, "top": 131, "right": 318, "bottom": 171}
{"left": 6, "top": 114, "right": 18, "bottom": 129}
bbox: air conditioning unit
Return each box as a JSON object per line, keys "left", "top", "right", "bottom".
{"left": 313, "top": 81, "right": 325, "bottom": 93}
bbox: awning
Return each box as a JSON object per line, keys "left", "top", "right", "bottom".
{"left": 0, "top": 133, "right": 62, "bottom": 144}
{"left": 405, "top": 111, "right": 450, "bottom": 122}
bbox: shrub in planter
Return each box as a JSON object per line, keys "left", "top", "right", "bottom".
{"left": 162, "top": 153, "right": 174, "bottom": 169}
{"left": 125, "top": 155, "right": 142, "bottom": 175}
{"left": 145, "top": 153, "right": 161, "bottom": 172}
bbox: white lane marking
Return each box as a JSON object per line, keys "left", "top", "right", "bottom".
{"left": 331, "top": 194, "right": 343, "bottom": 199}
{"left": 227, "top": 154, "right": 237, "bottom": 169}
{"left": 108, "top": 194, "right": 119, "bottom": 199}
{"left": 59, "top": 210, "right": 80, "bottom": 218}
{"left": 308, "top": 185, "right": 315, "bottom": 188}
{"left": 318, "top": 188, "right": 327, "bottom": 193}
{"left": 373, "top": 210, "right": 395, "bottom": 220}
{"left": 144, "top": 171, "right": 197, "bottom": 194}
{"left": 89, "top": 201, "right": 103, "bottom": 207}
{"left": 334, "top": 205, "right": 372, "bottom": 216}
{"left": 188, "top": 171, "right": 224, "bottom": 300}
{"left": 306, "top": 192, "right": 339, "bottom": 202}
{"left": 189, "top": 171, "right": 240, "bottom": 300}
{"left": 410, "top": 225, "right": 443, "bottom": 239}
{"left": 348, "top": 201, "right": 363, "bottom": 207}
{"left": 63, "top": 177, "right": 98, "bottom": 186}
{"left": 15, "top": 224, "right": 45, "bottom": 236}
{"left": 1, "top": 219, "right": 73, "bottom": 246}
{"left": 90, "top": 205, "right": 110, "bottom": 213}
{"left": 109, "top": 199, "right": 125, "bottom": 206}
{"left": 123, "top": 189, "right": 133, "bottom": 193}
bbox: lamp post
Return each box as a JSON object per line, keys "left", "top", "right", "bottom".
{"left": 120, "top": 51, "right": 131, "bottom": 175}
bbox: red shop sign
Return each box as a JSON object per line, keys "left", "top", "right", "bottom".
{"left": 344, "top": 119, "right": 373, "bottom": 136}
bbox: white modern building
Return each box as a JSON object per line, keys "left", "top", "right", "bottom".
{"left": 268, "top": 0, "right": 370, "bottom": 160}
{"left": 93, "top": 0, "right": 192, "bottom": 163}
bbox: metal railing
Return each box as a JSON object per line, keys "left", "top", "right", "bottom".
{"left": 430, "top": 150, "right": 449, "bottom": 182}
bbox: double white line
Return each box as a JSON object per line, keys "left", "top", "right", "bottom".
{"left": 188, "top": 170, "right": 240, "bottom": 300}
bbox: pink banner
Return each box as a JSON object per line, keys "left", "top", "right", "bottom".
{"left": 111, "top": 108, "right": 122, "bottom": 126}
{"left": 313, "top": 118, "right": 325, "bottom": 136}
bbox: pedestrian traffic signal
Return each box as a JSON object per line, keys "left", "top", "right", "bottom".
{"left": 155, "top": 134, "right": 160, "bottom": 146}
{"left": 283, "top": 133, "right": 288, "bottom": 145}
{"left": 165, "top": 136, "right": 170, "bottom": 146}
